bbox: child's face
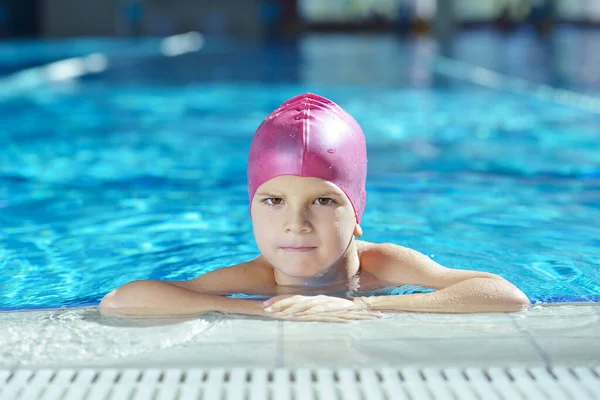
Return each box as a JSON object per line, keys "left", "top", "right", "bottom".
{"left": 250, "top": 175, "right": 362, "bottom": 278}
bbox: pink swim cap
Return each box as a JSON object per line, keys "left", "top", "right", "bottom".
{"left": 248, "top": 93, "right": 367, "bottom": 223}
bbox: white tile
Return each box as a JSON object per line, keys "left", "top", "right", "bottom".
{"left": 1, "top": 308, "right": 240, "bottom": 369}
{"left": 107, "top": 341, "right": 279, "bottom": 369}
{"left": 515, "top": 315, "right": 600, "bottom": 338}
{"left": 186, "top": 314, "right": 280, "bottom": 344}
{"left": 281, "top": 337, "right": 545, "bottom": 368}
{"left": 283, "top": 312, "right": 521, "bottom": 341}
{"left": 519, "top": 304, "right": 600, "bottom": 318}
{"left": 535, "top": 338, "right": 600, "bottom": 366}
{"left": 18, "top": 341, "right": 280, "bottom": 370}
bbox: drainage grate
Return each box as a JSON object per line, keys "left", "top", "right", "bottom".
{"left": 0, "top": 367, "right": 599, "bottom": 400}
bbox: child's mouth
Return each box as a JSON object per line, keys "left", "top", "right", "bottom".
{"left": 280, "top": 247, "right": 317, "bottom": 252}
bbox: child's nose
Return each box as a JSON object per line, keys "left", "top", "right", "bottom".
{"left": 284, "top": 208, "right": 312, "bottom": 234}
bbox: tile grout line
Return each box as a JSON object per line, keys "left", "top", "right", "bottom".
{"left": 510, "top": 316, "right": 552, "bottom": 365}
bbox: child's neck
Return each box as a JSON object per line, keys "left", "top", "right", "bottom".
{"left": 273, "top": 240, "right": 360, "bottom": 288}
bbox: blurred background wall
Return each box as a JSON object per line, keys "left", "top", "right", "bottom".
{"left": 0, "top": 0, "right": 599, "bottom": 39}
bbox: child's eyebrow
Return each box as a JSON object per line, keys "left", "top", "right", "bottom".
{"left": 256, "top": 191, "right": 283, "bottom": 197}
{"left": 315, "top": 190, "right": 343, "bottom": 198}
{"left": 256, "top": 190, "right": 342, "bottom": 198}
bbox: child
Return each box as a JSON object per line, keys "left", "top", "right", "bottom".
{"left": 99, "top": 93, "right": 530, "bottom": 322}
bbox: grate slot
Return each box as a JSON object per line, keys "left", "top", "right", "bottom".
{"left": 315, "top": 369, "right": 336, "bottom": 400}
{"left": 16, "top": 384, "right": 45, "bottom": 400}
{"left": 463, "top": 368, "right": 501, "bottom": 400}
{"left": 421, "top": 368, "right": 445, "bottom": 382}
{"left": 129, "top": 385, "right": 153, "bottom": 400}
{"left": 226, "top": 368, "right": 247, "bottom": 400}
{"left": 572, "top": 367, "right": 600, "bottom": 399}
{"left": 154, "top": 385, "right": 177, "bottom": 400}
{"left": 85, "top": 383, "right": 113, "bottom": 400}
{"left": 39, "top": 383, "right": 66, "bottom": 400}
{"left": 185, "top": 369, "right": 206, "bottom": 385}
{"left": 379, "top": 368, "right": 408, "bottom": 400}
{"left": 552, "top": 367, "right": 595, "bottom": 399}
{"left": 8, "top": 370, "right": 32, "bottom": 387}
{"left": 272, "top": 369, "right": 291, "bottom": 400}
{"left": 203, "top": 368, "right": 226, "bottom": 400}
{"left": 509, "top": 367, "right": 550, "bottom": 399}
{"left": 479, "top": 368, "right": 523, "bottom": 399}
{"left": 293, "top": 369, "right": 313, "bottom": 400}
{"left": 337, "top": 369, "right": 361, "bottom": 400}
{"left": 442, "top": 369, "right": 478, "bottom": 400}
{"left": 179, "top": 385, "right": 201, "bottom": 400}
{"left": 528, "top": 367, "right": 571, "bottom": 400}
{"left": 357, "top": 369, "right": 383, "bottom": 400}
{"left": 0, "top": 371, "right": 11, "bottom": 384}
{"left": 28, "top": 370, "right": 55, "bottom": 387}
{"left": 248, "top": 369, "right": 267, "bottom": 400}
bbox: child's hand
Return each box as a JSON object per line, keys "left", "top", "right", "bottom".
{"left": 262, "top": 294, "right": 382, "bottom": 322}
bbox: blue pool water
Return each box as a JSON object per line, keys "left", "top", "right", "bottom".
{"left": 1, "top": 29, "right": 599, "bottom": 311}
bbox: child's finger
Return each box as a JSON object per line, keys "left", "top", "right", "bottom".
{"left": 292, "top": 310, "right": 382, "bottom": 320}
{"left": 339, "top": 312, "right": 381, "bottom": 320}
{"left": 262, "top": 294, "right": 294, "bottom": 307}
{"left": 262, "top": 299, "right": 275, "bottom": 307}
{"left": 300, "top": 304, "right": 331, "bottom": 314}
{"left": 268, "top": 311, "right": 345, "bottom": 323}
{"left": 276, "top": 298, "right": 322, "bottom": 315}
{"left": 297, "top": 313, "right": 376, "bottom": 321}
{"left": 349, "top": 311, "right": 383, "bottom": 318}
{"left": 293, "top": 315, "right": 349, "bottom": 323}
{"left": 264, "top": 295, "right": 306, "bottom": 312}
{"left": 291, "top": 304, "right": 348, "bottom": 315}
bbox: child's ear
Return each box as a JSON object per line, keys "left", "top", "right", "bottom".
{"left": 353, "top": 224, "right": 363, "bottom": 238}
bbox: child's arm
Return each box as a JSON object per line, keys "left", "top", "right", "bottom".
{"left": 98, "top": 280, "right": 268, "bottom": 317}
{"left": 99, "top": 260, "right": 275, "bottom": 317}
{"left": 361, "top": 277, "right": 529, "bottom": 313}
{"left": 358, "top": 242, "right": 530, "bottom": 313}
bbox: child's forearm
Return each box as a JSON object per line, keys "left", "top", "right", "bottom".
{"left": 98, "top": 280, "right": 269, "bottom": 318}
{"left": 361, "top": 277, "right": 530, "bottom": 313}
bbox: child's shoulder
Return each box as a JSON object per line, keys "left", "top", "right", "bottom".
{"left": 177, "top": 257, "right": 276, "bottom": 295}
{"left": 356, "top": 240, "right": 414, "bottom": 277}
{"left": 223, "top": 256, "right": 276, "bottom": 287}
{"left": 356, "top": 240, "right": 410, "bottom": 261}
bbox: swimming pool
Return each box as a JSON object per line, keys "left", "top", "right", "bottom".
{"left": 1, "top": 29, "right": 599, "bottom": 311}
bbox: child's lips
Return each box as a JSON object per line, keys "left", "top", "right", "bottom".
{"left": 280, "top": 247, "right": 317, "bottom": 252}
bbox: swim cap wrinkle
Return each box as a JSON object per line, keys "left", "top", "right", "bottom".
{"left": 248, "top": 93, "right": 367, "bottom": 222}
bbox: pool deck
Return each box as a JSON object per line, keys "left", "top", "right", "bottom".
{"left": 0, "top": 303, "right": 598, "bottom": 370}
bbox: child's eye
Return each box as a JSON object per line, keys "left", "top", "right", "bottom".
{"left": 262, "top": 198, "right": 334, "bottom": 207}
{"left": 264, "top": 198, "right": 283, "bottom": 206}
{"left": 314, "top": 198, "right": 335, "bottom": 206}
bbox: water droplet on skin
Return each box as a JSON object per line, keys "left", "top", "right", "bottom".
{"left": 327, "top": 149, "right": 335, "bottom": 154}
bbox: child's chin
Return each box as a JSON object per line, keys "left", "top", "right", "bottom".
{"left": 280, "top": 264, "right": 322, "bottom": 278}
